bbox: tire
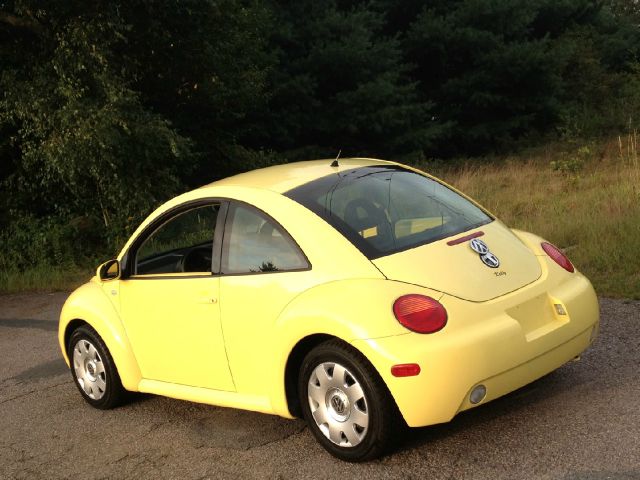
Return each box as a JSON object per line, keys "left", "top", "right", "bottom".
{"left": 298, "top": 339, "right": 400, "bottom": 462}
{"left": 68, "top": 325, "right": 126, "bottom": 409}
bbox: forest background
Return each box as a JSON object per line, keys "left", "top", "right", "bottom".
{"left": 1, "top": 0, "right": 639, "bottom": 297}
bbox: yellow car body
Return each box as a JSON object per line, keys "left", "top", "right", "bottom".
{"left": 59, "top": 158, "right": 599, "bottom": 460}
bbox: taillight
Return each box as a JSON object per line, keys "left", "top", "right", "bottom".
{"left": 541, "top": 242, "right": 574, "bottom": 273}
{"left": 393, "top": 294, "right": 447, "bottom": 334}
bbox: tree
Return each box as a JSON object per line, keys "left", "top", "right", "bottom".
{"left": 402, "top": 0, "right": 640, "bottom": 152}
{"left": 0, "top": 0, "right": 273, "bottom": 267}
{"left": 1, "top": 2, "right": 189, "bottom": 233}
{"left": 256, "top": 0, "right": 440, "bottom": 160}
{"left": 118, "top": 0, "right": 274, "bottom": 181}
{"left": 404, "top": 0, "right": 581, "bottom": 153}
{"left": 607, "top": 0, "right": 640, "bottom": 23}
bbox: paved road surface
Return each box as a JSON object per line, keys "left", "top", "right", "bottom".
{"left": 0, "top": 293, "right": 639, "bottom": 479}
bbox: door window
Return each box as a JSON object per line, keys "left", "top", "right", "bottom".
{"left": 135, "top": 204, "right": 219, "bottom": 275}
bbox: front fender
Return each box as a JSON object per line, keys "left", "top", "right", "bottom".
{"left": 58, "top": 281, "right": 142, "bottom": 391}
{"left": 266, "top": 278, "right": 444, "bottom": 417}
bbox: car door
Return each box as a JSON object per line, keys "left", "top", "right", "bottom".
{"left": 118, "top": 200, "right": 235, "bottom": 391}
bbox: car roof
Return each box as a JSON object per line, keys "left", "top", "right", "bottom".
{"left": 201, "top": 158, "right": 396, "bottom": 194}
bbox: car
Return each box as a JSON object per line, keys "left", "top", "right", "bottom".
{"left": 58, "top": 158, "right": 599, "bottom": 462}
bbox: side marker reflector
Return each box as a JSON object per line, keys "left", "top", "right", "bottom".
{"left": 391, "top": 364, "right": 421, "bottom": 377}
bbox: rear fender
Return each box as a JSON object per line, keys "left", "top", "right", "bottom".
{"left": 266, "top": 278, "right": 443, "bottom": 417}
{"left": 511, "top": 229, "right": 549, "bottom": 256}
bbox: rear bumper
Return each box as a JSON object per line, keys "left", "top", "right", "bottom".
{"left": 455, "top": 324, "right": 594, "bottom": 414}
{"left": 352, "top": 266, "right": 599, "bottom": 427}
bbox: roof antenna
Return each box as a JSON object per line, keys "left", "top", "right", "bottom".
{"left": 330, "top": 150, "right": 341, "bottom": 167}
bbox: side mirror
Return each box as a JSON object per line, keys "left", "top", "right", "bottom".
{"left": 97, "top": 259, "right": 120, "bottom": 281}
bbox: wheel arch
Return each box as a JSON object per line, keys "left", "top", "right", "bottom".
{"left": 281, "top": 333, "right": 402, "bottom": 421}
{"left": 59, "top": 282, "right": 142, "bottom": 391}
{"left": 267, "top": 278, "right": 429, "bottom": 419}
{"left": 283, "top": 333, "right": 335, "bottom": 417}
{"left": 291, "top": 336, "right": 405, "bottom": 460}
{"left": 64, "top": 318, "right": 89, "bottom": 356}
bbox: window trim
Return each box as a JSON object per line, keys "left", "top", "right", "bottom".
{"left": 220, "top": 200, "right": 311, "bottom": 276}
{"left": 121, "top": 199, "right": 227, "bottom": 280}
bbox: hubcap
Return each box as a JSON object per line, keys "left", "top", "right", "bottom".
{"left": 73, "top": 339, "right": 107, "bottom": 400}
{"left": 307, "top": 362, "right": 369, "bottom": 447}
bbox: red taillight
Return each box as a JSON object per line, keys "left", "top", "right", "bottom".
{"left": 391, "top": 363, "right": 421, "bottom": 377}
{"left": 393, "top": 294, "right": 447, "bottom": 334}
{"left": 541, "top": 242, "right": 574, "bottom": 273}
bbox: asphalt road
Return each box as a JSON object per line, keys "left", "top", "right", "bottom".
{"left": 0, "top": 292, "right": 639, "bottom": 479}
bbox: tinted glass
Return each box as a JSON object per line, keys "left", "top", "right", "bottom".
{"left": 286, "top": 166, "right": 492, "bottom": 259}
{"left": 136, "top": 204, "right": 219, "bottom": 274}
{"left": 223, "top": 205, "right": 308, "bottom": 274}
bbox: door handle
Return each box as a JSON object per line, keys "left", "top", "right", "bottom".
{"left": 197, "top": 297, "right": 218, "bottom": 304}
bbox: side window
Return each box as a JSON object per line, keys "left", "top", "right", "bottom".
{"left": 135, "top": 204, "right": 219, "bottom": 275}
{"left": 223, "top": 205, "right": 308, "bottom": 274}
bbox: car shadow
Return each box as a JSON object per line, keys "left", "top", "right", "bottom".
{"left": 11, "top": 358, "right": 68, "bottom": 382}
{"left": 397, "top": 367, "right": 580, "bottom": 451}
{"left": 123, "top": 391, "right": 155, "bottom": 405}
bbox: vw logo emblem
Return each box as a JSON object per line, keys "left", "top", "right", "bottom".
{"left": 469, "top": 238, "right": 489, "bottom": 255}
{"left": 481, "top": 251, "right": 500, "bottom": 268}
{"left": 469, "top": 238, "right": 500, "bottom": 268}
{"left": 331, "top": 396, "right": 345, "bottom": 415}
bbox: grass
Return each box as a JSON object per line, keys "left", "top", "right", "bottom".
{"left": 1, "top": 137, "right": 638, "bottom": 299}
{"left": 418, "top": 137, "right": 640, "bottom": 299}
{"left": 0, "top": 266, "right": 93, "bottom": 294}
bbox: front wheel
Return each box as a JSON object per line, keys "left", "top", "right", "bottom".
{"left": 68, "top": 325, "right": 126, "bottom": 409}
{"left": 298, "top": 340, "right": 399, "bottom": 462}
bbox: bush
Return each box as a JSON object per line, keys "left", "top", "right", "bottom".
{"left": 0, "top": 214, "right": 104, "bottom": 271}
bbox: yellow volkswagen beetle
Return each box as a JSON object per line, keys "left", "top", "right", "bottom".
{"left": 59, "top": 158, "right": 599, "bottom": 461}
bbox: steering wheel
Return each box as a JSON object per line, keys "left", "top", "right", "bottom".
{"left": 179, "top": 246, "right": 212, "bottom": 273}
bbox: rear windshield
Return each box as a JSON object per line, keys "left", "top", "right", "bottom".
{"left": 285, "top": 166, "right": 492, "bottom": 259}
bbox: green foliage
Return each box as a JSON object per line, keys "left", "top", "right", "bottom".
{"left": 0, "top": 0, "right": 273, "bottom": 271}
{"left": 1, "top": 0, "right": 640, "bottom": 286}
{"left": 550, "top": 145, "right": 592, "bottom": 175}
{"left": 402, "top": 0, "right": 638, "bottom": 154}
{"left": 0, "top": 214, "right": 101, "bottom": 271}
{"left": 258, "top": 0, "right": 439, "bottom": 159}
{"left": 607, "top": 0, "right": 640, "bottom": 22}
{"left": 118, "top": 0, "right": 274, "bottom": 180}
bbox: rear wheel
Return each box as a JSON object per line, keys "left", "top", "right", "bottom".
{"left": 298, "top": 339, "right": 399, "bottom": 462}
{"left": 68, "top": 325, "right": 126, "bottom": 409}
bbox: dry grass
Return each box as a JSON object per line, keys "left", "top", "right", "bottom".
{"left": 418, "top": 138, "right": 640, "bottom": 299}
